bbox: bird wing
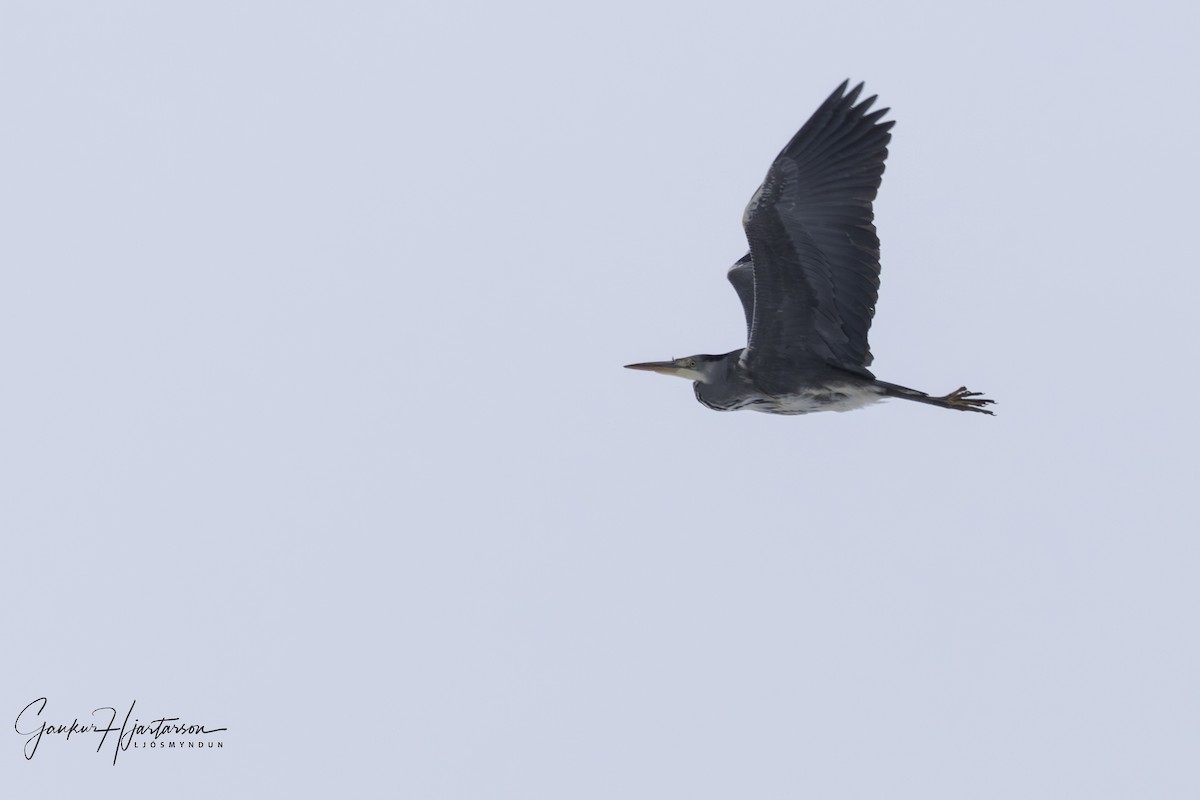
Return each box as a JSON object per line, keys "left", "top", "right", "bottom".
{"left": 740, "top": 80, "right": 893, "bottom": 389}
{"left": 726, "top": 252, "right": 755, "bottom": 336}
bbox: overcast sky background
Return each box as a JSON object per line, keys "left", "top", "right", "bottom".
{"left": 3, "top": 0, "right": 1198, "bottom": 796}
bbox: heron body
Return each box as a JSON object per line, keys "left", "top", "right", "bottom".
{"left": 626, "top": 81, "right": 994, "bottom": 416}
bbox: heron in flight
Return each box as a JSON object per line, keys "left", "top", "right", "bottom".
{"left": 626, "top": 81, "right": 994, "bottom": 416}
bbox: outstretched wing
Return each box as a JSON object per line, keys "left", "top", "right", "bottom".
{"left": 740, "top": 80, "right": 893, "bottom": 389}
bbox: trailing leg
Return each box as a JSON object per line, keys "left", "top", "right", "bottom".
{"left": 874, "top": 381, "right": 995, "bottom": 415}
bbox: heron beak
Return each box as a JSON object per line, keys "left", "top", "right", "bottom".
{"left": 624, "top": 360, "right": 702, "bottom": 380}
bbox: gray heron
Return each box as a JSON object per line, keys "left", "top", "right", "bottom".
{"left": 626, "top": 81, "right": 994, "bottom": 416}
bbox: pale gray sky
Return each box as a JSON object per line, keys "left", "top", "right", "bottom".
{"left": 3, "top": 0, "right": 1198, "bottom": 796}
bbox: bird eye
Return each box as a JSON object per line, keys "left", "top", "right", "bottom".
{"left": 688, "top": 359, "right": 697, "bottom": 368}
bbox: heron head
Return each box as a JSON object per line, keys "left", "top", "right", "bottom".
{"left": 623, "top": 355, "right": 724, "bottom": 383}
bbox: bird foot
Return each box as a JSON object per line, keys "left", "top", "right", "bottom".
{"left": 935, "top": 387, "right": 995, "bottom": 415}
